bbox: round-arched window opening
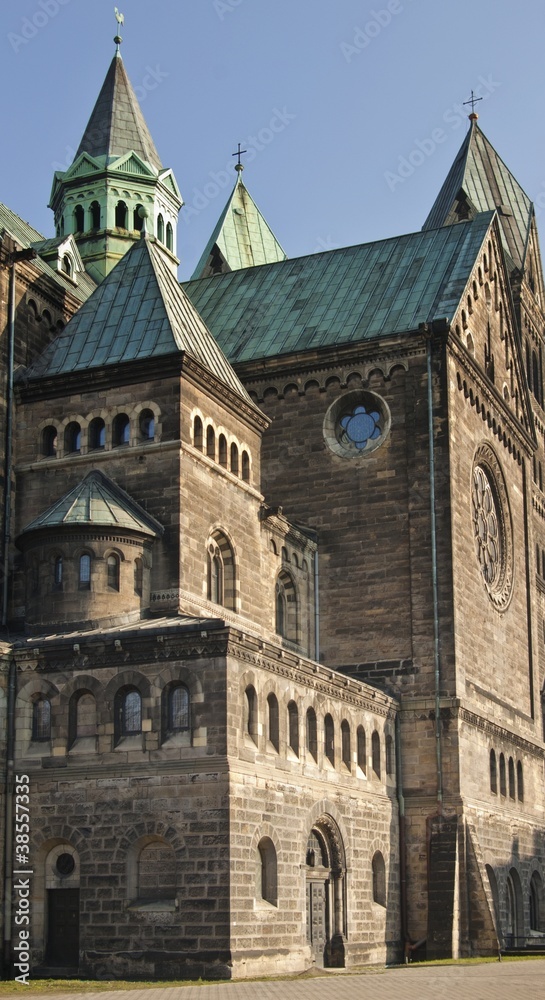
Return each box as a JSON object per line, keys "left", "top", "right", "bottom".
{"left": 56, "top": 853, "right": 75, "bottom": 877}
{"left": 323, "top": 390, "right": 390, "bottom": 458}
{"left": 139, "top": 409, "right": 155, "bottom": 441}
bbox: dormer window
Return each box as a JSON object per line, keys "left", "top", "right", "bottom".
{"left": 62, "top": 254, "right": 73, "bottom": 277}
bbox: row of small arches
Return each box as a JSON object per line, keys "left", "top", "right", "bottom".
{"left": 44, "top": 551, "right": 143, "bottom": 595}
{"left": 247, "top": 367, "right": 406, "bottom": 404}
{"left": 27, "top": 299, "right": 65, "bottom": 332}
{"left": 193, "top": 415, "right": 251, "bottom": 483}
{"left": 244, "top": 685, "right": 394, "bottom": 779}
{"left": 489, "top": 748, "right": 524, "bottom": 801}
{"left": 63, "top": 202, "right": 174, "bottom": 250}
{"left": 41, "top": 408, "right": 156, "bottom": 457}
{"left": 29, "top": 681, "right": 190, "bottom": 748}
{"left": 456, "top": 370, "right": 523, "bottom": 462}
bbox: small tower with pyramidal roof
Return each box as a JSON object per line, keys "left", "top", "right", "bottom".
{"left": 191, "top": 146, "right": 286, "bottom": 279}
{"left": 48, "top": 15, "right": 182, "bottom": 283}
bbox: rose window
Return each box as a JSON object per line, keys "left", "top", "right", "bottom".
{"left": 470, "top": 447, "right": 513, "bottom": 611}
{"left": 472, "top": 466, "right": 500, "bottom": 585}
{"left": 339, "top": 405, "right": 382, "bottom": 451}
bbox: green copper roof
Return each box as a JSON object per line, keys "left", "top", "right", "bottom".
{"left": 423, "top": 121, "right": 532, "bottom": 270}
{"left": 184, "top": 212, "right": 495, "bottom": 363}
{"left": 19, "top": 470, "right": 163, "bottom": 538}
{"left": 0, "top": 203, "right": 96, "bottom": 304}
{"left": 191, "top": 172, "right": 286, "bottom": 279}
{"left": 75, "top": 52, "right": 162, "bottom": 172}
{"left": 23, "top": 235, "right": 251, "bottom": 401}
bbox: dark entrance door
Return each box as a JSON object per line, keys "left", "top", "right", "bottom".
{"left": 306, "top": 879, "right": 328, "bottom": 967}
{"left": 46, "top": 889, "right": 79, "bottom": 967}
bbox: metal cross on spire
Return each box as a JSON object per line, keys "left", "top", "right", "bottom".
{"left": 232, "top": 143, "right": 248, "bottom": 173}
{"left": 463, "top": 90, "right": 483, "bottom": 119}
{"left": 114, "top": 7, "right": 124, "bottom": 51}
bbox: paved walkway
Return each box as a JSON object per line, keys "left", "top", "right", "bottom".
{"left": 16, "top": 961, "right": 545, "bottom": 1000}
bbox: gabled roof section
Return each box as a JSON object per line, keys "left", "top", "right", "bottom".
{"left": 0, "top": 204, "right": 96, "bottom": 304}
{"left": 23, "top": 235, "right": 251, "bottom": 401}
{"left": 19, "top": 470, "right": 163, "bottom": 538}
{"left": 184, "top": 212, "right": 495, "bottom": 363}
{"left": 191, "top": 171, "right": 286, "bottom": 279}
{"left": 75, "top": 52, "right": 162, "bottom": 172}
{"left": 423, "top": 120, "right": 532, "bottom": 270}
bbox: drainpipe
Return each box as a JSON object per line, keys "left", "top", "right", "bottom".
{"left": 422, "top": 322, "right": 443, "bottom": 812}
{"left": 395, "top": 711, "right": 409, "bottom": 955}
{"left": 3, "top": 655, "right": 17, "bottom": 975}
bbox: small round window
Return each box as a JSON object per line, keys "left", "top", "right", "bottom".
{"left": 324, "top": 390, "right": 390, "bottom": 458}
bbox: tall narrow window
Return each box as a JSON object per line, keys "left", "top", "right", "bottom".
{"left": 275, "top": 583, "right": 286, "bottom": 636}
{"left": 206, "top": 531, "right": 236, "bottom": 610}
{"left": 90, "top": 201, "right": 101, "bottom": 229}
{"left": 53, "top": 555, "right": 63, "bottom": 590}
{"left": 517, "top": 760, "right": 524, "bottom": 802}
{"left": 357, "top": 726, "right": 366, "bottom": 773}
{"left": 372, "top": 730, "right": 381, "bottom": 777}
{"left": 79, "top": 553, "right": 91, "bottom": 589}
{"left": 133, "top": 204, "right": 144, "bottom": 231}
{"left": 157, "top": 213, "right": 164, "bottom": 243}
{"left": 341, "top": 720, "right": 351, "bottom": 770}
{"left": 115, "top": 200, "right": 128, "bottom": 228}
{"left": 230, "top": 443, "right": 239, "bottom": 475}
{"left": 73, "top": 205, "right": 84, "bottom": 232}
{"left": 42, "top": 425, "right": 57, "bottom": 457}
{"left": 139, "top": 409, "right": 155, "bottom": 441}
{"left": 245, "top": 685, "right": 258, "bottom": 744}
{"left": 324, "top": 714, "right": 335, "bottom": 765}
{"left": 69, "top": 690, "right": 97, "bottom": 746}
{"left": 257, "top": 838, "right": 277, "bottom": 906}
{"left": 113, "top": 413, "right": 130, "bottom": 446}
{"left": 89, "top": 417, "right": 105, "bottom": 450}
{"left": 241, "top": 450, "right": 250, "bottom": 483}
{"left": 166, "top": 222, "right": 173, "bottom": 252}
{"left": 32, "top": 697, "right": 51, "bottom": 741}
{"left": 499, "top": 753, "right": 506, "bottom": 796}
{"left": 508, "top": 757, "right": 515, "bottom": 800}
{"left": 107, "top": 554, "right": 120, "bottom": 591}
{"left": 385, "top": 734, "right": 394, "bottom": 776}
{"left": 287, "top": 701, "right": 299, "bottom": 756}
{"left": 115, "top": 687, "right": 141, "bottom": 740}
{"left": 275, "top": 571, "right": 297, "bottom": 643}
{"left": 490, "top": 749, "right": 497, "bottom": 793}
{"left": 168, "top": 685, "right": 190, "bottom": 733}
{"left": 372, "top": 851, "right": 386, "bottom": 906}
{"left": 65, "top": 422, "right": 81, "bottom": 453}
{"left": 306, "top": 708, "right": 317, "bottom": 761}
{"left": 207, "top": 543, "right": 223, "bottom": 604}
{"left": 206, "top": 425, "right": 215, "bottom": 460}
{"left": 134, "top": 557, "right": 143, "bottom": 596}
{"left": 193, "top": 416, "right": 203, "bottom": 451}
{"left": 267, "top": 693, "right": 279, "bottom": 752}
{"left": 218, "top": 434, "right": 227, "bottom": 467}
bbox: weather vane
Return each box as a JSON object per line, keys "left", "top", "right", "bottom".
{"left": 114, "top": 7, "right": 124, "bottom": 51}
{"left": 232, "top": 143, "right": 247, "bottom": 173}
{"left": 463, "top": 90, "right": 483, "bottom": 119}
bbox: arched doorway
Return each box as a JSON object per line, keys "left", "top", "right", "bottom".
{"left": 45, "top": 844, "right": 80, "bottom": 968}
{"left": 305, "top": 817, "right": 346, "bottom": 967}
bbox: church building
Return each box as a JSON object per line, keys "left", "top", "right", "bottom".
{"left": 0, "top": 31, "right": 544, "bottom": 980}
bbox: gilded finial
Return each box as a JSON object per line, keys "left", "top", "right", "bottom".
{"left": 114, "top": 7, "right": 124, "bottom": 51}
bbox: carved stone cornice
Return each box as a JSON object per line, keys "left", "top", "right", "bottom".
{"left": 459, "top": 706, "right": 544, "bottom": 759}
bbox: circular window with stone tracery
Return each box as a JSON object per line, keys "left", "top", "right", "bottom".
{"left": 471, "top": 445, "right": 513, "bottom": 611}
{"left": 323, "top": 390, "right": 390, "bottom": 458}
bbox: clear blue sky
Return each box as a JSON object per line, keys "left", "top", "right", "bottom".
{"left": 3, "top": 0, "right": 545, "bottom": 280}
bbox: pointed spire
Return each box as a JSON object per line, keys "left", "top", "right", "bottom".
{"left": 76, "top": 51, "right": 162, "bottom": 172}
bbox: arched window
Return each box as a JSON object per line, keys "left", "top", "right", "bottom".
{"left": 42, "top": 425, "right": 57, "bottom": 457}
{"left": 115, "top": 200, "right": 128, "bottom": 228}
{"left": 107, "top": 553, "right": 120, "bottom": 591}
{"left": 133, "top": 204, "right": 144, "bottom": 231}
{"left": 73, "top": 204, "right": 84, "bottom": 232}
{"left": 157, "top": 213, "right": 164, "bottom": 243}
{"left": 62, "top": 254, "right": 73, "bottom": 277}
{"left": 257, "top": 837, "right": 277, "bottom": 906}
{"left": 267, "top": 693, "right": 279, "bottom": 752}
{"left": 115, "top": 687, "right": 141, "bottom": 741}
{"left": 245, "top": 685, "right": 258, "bottom": 744}
{"left": 112, "top": 413, "right": 130, "bottom": 446}
{"left": 137, "top": 840, "right": 176, "bottom": 901}
{"left": 385, "top": 734, "right": 394, "bottom": 776}
{"left": 134, "top": 558, "right": 143, "bottom": 596}
{"left": 324, "top": 713, "right": 335, "bottom": 765}
{"left": 530, "top": 871, "right": 544, "bottom": 931}
{"left": 90, "top": 201, "right": 101, "bottom": 229}
{"left": 372, "top": 730, "right": 381, "bottom": 777}
{"left": 207, "top": 531, "right": 236, "bottom": 610}
{"left": 357, "top": 725, "right": 366, "bottom": 773}
{"left": 53, "top": 555, "right": 63, "bottom": 590}
{"left": 275, "top": 571, "right": 298, "bottom": 643}
{"left": 78, "top": 553, "right": 91, "bottom": 589}
{"left": 288, "top": 701, "right": 299, "bottom": 756}
{"left": 88, "top": 417, "right": 105, "bottom": 450}
{"left": 306, "top": 707, "right": 317, "bottom": 761}
{"left": 139, "top": 409, "right": 155, "bottom": 441}
{"left": 230, "top": 443, "right": 239, "bottom": 475}
{"left": 490, "top": 749, "right": 497, "bottom": 793}
{"left": 32, "top": 696, "right": 51, "bottom": 741}
{"left": 206, "top": 425, "right": 215, "bottom": 460}
{"left": 517, "top": 760, "right": 524, "bottom": 801}
{"left": 65, "top": 421, "right": 81, "bottom": 453}
{"left": 508, "top": 756, "right": 515, "bottom": 799}
{"left": 69, "top": 690, "right": 97, "bottom": 747}
{"left": 241, "top": 450, "right": 250, "bottom": 483}
{"left": 341, "top": 719, "right": 351, "bottom": 770}
{"left": 168, "top": 684, "right": 190, "bottom": 733}
{"left": 372, "top": 851, "right": 386, "bottom": 906}
{"left": 218, "top": 434, "right": 227, "bottom": 467}
{"left": 499, "top": 752, "right": 506, "bottom": 796}
{"left": 193, "top": 416, "right": 203, "bottom": 451}
{"left": 166, "top": 222, "right": 173, "bottom": 251}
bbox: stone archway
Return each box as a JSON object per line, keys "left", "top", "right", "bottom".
{"left": 305, "top": 816, "right": 346, "bottom": 968}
